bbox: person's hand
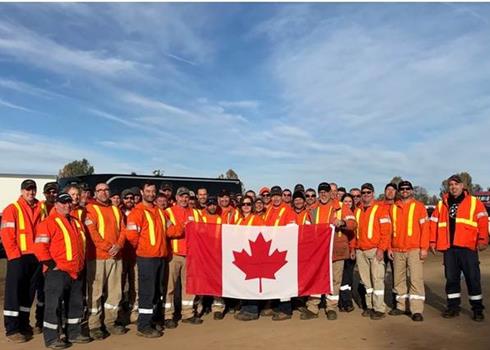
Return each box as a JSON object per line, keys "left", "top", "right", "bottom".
{"left": 109, "top": 244, "right": 120, "bottom": 257}
{"left": 375, "top": 248, "right": 384, "bottom": 261}
{"left": 350, "top": 250, "right": 356, "bottom": 260}
{"left": 334, "top": 219, "right": 345, "bottom": 228}
{"left": 420, "top": 249, "right": 428, "bottom": 260}
{"left": 387, "top": 249, "right": 394, "bottom": 261}
{"left": 478, "top": 243, "right": 487, "bottom": 252}
{"left": 430, "top": 246, "right": 437, "bottom": 255}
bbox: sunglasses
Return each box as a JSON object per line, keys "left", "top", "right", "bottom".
{"left": 399, "top": 187, "right": 412, "bottom": 191}
{"left": 262, "top": 193, "right": 270, "bottom": 197}
{"left": 353, "top": 195, "right": 361, "bottom": 198}
{"left": 242, "top": 202, "right": 252, "bottom": 207}
{"left": 361, "top": 191, "right": 372, "bottom": 195}
{"left": 124, "top": 196, "right": 134, "bottom": 200}
{"left": 283, "top": 194, "right": 292, "bottom": 197}
{"left": 306, "top": 194, "right": 316, "bottom": 198}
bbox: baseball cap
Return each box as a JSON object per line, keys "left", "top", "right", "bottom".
{"left": 206, "top": 196, "right": 218, "bottom": 206}
{"left": 79, "top": 183, "right": 90, "bottom": 191}
{"left": 43, "top": 182, "right": 59, "bottom": 193}
{"left": 398, "top": 181, "right": 413, "bottom": 190}
{"left": 176, "top": 187, "right": 190, "bottom": 196}
{"left": 447, "top": 174, "right": 463, "bottom": 183}
{"left": 121, "top": 188, "right": 135, "bottom": 198}
{"left": 294, "top": 184, "right": 305, "bottom": 193}
{"left": 361, "top": 183, "right": 375, "bottom": 192}
{"left": 270, "top": 186, "right": 282, "bottom": 197}
{"left": 293, "top": 190, "right": 306, "bottom": 200}
{"left": 21, "top": 179, "right": 37, "bottom": 190}
{"left": 318, "top": 182, "right": 331, "bottom": 192}
{"left": 259, "top": 187, "right": 270, "bottom": 195}
{"left": 160, "top": 183, "right": 173, "bottom": 191}
{"left": 55, "top": 193, "right": 72, "bottom": 204}
{"left": 384, "top": 183, "right": 397, "bottom": 191}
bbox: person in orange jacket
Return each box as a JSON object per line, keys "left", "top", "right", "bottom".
{"left": 199, "top": 196, "right": 224, "bottom": 319}
{"left": 119, "top": 188, "right": 138, "bottom": 325}
{"left": 355, "top": 183, "right": 392, "bottom": 320}
{"left": 218, "top": 189, "right": 240, "bottom": 224}
{"left": 124, "top": 182, "right": 183, "bottom": 338}
{"left": 40, "top": 182, "right": 58, "bottom": 220}
{"left": 84, "top": 182, "right": 127, "bottom": 339}
{"left": 235, "top": 196, "right": 266, "bottom": 322}
{"left": 1, "top": 179, "right": 44, "bottom": 343}
{"left": 292, "top": 191, "right": 310, "bottom": 225}
{"left": 164, "top": 187, "right": 203, "bottom": 328}
{"left": 302, "top": 182, "right": 356, "bottom": 321}
{"left": 34, "top": 193, "right": 92, "bottom": 349}
{"left": 262, "top": 186, "right": 296, "bottom": 321}
{"left": 387, "top": 180, "right": 430, "bottom": 322}
{"left": 305, "top": 188, "right": 318, "bottom": 210}
{"left": 430, "top": 174, "right": 489, "bottom": 322}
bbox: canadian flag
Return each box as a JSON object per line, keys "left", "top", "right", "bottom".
{"left": 186, "top": 223, "right": 334, "bottom": 300}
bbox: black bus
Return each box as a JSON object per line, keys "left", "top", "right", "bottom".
{"left": 58, "top": 174, "right": 243, "bottom": 197}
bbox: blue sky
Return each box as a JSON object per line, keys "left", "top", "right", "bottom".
{"left": 1, "top": 3, "right": 489, "bottom": 194}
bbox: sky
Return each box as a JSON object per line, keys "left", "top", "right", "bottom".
{"left": 0, "top": 2, "right": 489, "bottom": 195}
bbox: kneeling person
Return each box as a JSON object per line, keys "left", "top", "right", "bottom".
{"left": 34, "top": 193, "right": 91, "bottom": 349}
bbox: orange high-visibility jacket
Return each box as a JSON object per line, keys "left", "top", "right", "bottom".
{"left": 40, "top": 200, "right": 55, "bottom": 221}
{"left": 236, "top": 214, "right": 265, "bottom": 226}
{"left": 165, "top": 205, "right": 201, "bottom": 256}
{"left": 310, "top": 200, "right": 357, "bottom": 261}
{"left": 390, "top": 199, "right": 430, "bottom": 252}
{"left": 220, "top": 206, "right": 241, "bottom": 224}
{"left": 429, "top": 192, "right": 489, "bottom": 251}
{"left": 354, "top": 202, "right": 392, "bottom": 251}
{"left": 0, "top": 196, "right": 43, "bottom": 260}
{"left": 71, "top": 207, "right": 86, "bottom": 223}
{"left": 34, "top": 209, "right": 86, "bottom": 279}
{"left": 263, "top": 203, "right": 296, "bottom": 226}
{"left": 84, "top": 202, "right": 125, "bottom": 260}
{"left": 124, "top": 203, "right": 182, "bottom": 258}
{"left": 295, "top": 209, "right": 311, "bottom": 225}
{"left": 201, "top": 212, "right": 223, "bottom": 224}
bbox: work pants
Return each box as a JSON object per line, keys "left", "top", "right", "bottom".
{"left": 137, "top": 257, "right": 165, "bottom": 331}
{"left": 306, "top": 260, "right": 344, "bottom": 313}
{"left": 444, "top": 247, "right": 484, "bottom": 312}
{"left": 356, "top": 248, "right": 386, "bottom": 313}
{"left": 3, "top": 254, "right": 42, "bottom": 335}
{"left": 86, "top": 259, "right": 123, "bottom": 329}
{"left": 164, "top": 254, "right": 195, "bottom": 320}
{"left": 43, "top": 270, "right": 83, "bottom": 347}
{"left": 120, "top": 258, "right": 138, "bottom": 322}
{"left": 339, "top": 258, "right": 355, "bottom": 309}
{"left": 393, "top": 249, "right": 425, "bottom": 314}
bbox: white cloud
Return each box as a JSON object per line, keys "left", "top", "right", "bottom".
{"left": 0, "top": 98, "right": 33, "bottom": 112}
{"left": 218, "top": 100, "right": 259, "bottom": 109}
{"left": 0, "top": 20, "right": 148, "bottom": 78}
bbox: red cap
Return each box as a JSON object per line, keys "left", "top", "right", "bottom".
{"left": 259, "top": 187, "right": 270, "bottom": 195}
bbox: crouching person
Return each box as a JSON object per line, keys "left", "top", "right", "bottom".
{"left": 124, "top": 182, "right": 183, "bottom": 338}
{"left": 34, "top": 193, "right": 91, "bottom": 349}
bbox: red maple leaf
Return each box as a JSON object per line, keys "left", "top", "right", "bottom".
{"left": 232, "top": 233, "right": 288, "bottom": 293}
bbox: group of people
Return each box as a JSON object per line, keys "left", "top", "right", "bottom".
{"left": 0, "top": 174, "right": 488, "bottom": 349}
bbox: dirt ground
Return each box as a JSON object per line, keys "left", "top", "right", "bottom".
{"left": 0, "top": 251, "right": 489, "bottom": 350}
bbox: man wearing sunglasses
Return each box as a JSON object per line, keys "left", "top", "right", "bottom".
{"left": 282, "top": 189, "right": 292, "bottom": 205}
{"left": 259, "top": 187, "right": 271, "bottom": 211}
{"left": 387, "top": 181, "right": 430, "bottom": 322}
{"left": 120, "top": 188, "right": 138, "bottom": 325}
{"left": 354, "top": 183, "right": 392, "bottom": 320}
{"left": 305, "top": 188, "right": 318, "bottom": 210}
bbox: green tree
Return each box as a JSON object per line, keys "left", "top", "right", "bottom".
{"left": 473, "top": 184, "right": 483, "bottom": 193}
{"left": 218, "top": 169, "right": 244, "bottom": 193}
{"left": 153, "top": 169, "right": 164, "bottom": 176}
{"left": 389, "top": 176, "right": 403, "bottom": 187}
{"left": 413, "top": 186, "right": 430, "bottom": 204}
{"left": 58, "top": 158, "right": 94, "bottom": 178}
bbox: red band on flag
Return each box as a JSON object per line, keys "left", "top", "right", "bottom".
{"left": 186, "top": 222, "right": 222, "bottom": 296}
